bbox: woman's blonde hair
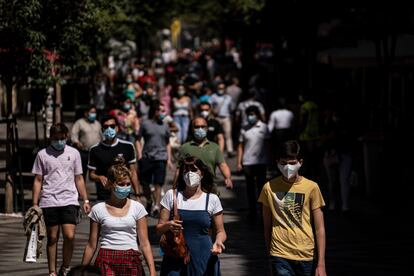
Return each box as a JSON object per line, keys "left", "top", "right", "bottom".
{"left": 107, "top": 156, "right": 131, "bottom": 185}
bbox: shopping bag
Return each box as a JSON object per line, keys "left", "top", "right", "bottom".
{"left": 24, "top": 225, "right": 37, "bottom": 263}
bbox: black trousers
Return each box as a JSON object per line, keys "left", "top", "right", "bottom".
{"left": 243, "top": 164, "right": 267, "bottom": 215}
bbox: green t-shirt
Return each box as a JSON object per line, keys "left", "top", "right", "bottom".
{"left": 178, "top": 140, "right": 224, "bottom": 175}
{"left": 299, "top": 101, "right": 319, "bottom": 141}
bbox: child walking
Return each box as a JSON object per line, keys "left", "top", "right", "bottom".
{"left": 258, "top": 140, "right": 327, "bottom": 276}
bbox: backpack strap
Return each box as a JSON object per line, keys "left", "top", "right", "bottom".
{"left": 205, "top": 193, "right": 210, "bottom": 211}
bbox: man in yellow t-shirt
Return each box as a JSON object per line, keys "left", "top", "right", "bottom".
{"left": 258, "top": 140, "right": 327, "bottom": 276}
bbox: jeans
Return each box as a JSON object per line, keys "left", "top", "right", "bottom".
{"left": 270, "top": 256, "right": 314, "bottom": 276}
{"left": 173, "top": 115, "right": 190, "bottom": 144}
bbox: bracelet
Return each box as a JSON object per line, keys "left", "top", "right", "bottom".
{"left": 84, "top": 200, "right": 90, "bottom": 204}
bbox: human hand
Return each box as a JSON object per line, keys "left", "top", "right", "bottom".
{"left": 237, "top": 163, "right": 243, "bottom": 172}
{"left": 167, "top": 159, "right": 174, "bottom": 170}
{"left": 99, "top": 176, "right": 108, "bottom": 187}
{"left": 168, "top": 219, "right": 183, "bottom": 233}
{"left": 224, "top": 178, "right": 233, "bottom": 190}
{"left": 211, "top": 241, "right": 225, "bottom": 255}
{"left": 83, "top": 201, "right": 91, "bottom": 214}
{"left": 315, "top": 264, "right": 327, "bottom": 276}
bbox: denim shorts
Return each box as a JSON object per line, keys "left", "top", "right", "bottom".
{"left": 270, "top": 256, "right": 314, "bottom": 276}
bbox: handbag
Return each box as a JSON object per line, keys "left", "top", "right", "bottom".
{"left": 159, "top": 187, "right": 191, "bottom": 264}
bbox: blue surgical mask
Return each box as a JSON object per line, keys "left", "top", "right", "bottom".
{"left": 51, "top": 139, "right": 66, "bottom": 151}
{"left": 114, "top": 185, "right": 132, "bottom": 199}
{"left": 103, "top": 127, "right": 117, "bottom": 140}
{"left": 159, "top": 113, "right": 166, "bottom": 121}
{"left": 247, "top": 115, "right": 258, "bottom": 125}
{"left": 88, "top": 112, "right": 97, "bottom": 122}
{"left": 194, "top": 127, "right": 207, "bottom": 140}
{"left": 123, "top": 104, "right": 131, "bottom": 111}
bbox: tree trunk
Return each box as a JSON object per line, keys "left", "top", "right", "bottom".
{"left": 55, "top": 82, "right": 62, "bottom": 123}
{"left": 4, "top": 80, "right": 13, "bottom": 213}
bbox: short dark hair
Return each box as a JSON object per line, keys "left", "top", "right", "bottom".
{"left": 277, "top": 140, "right": 302, "bottom": 160}
{"left": 148, "top": 99, "right": 162, "bottom": 119}
{"left": 245, "top": 105, "right": 260, "bottom": 116}
{"left": 50, "top": 123, "right": 69, "bottom": 137}
{"left": 100, "top": 114, "right": 118, "bottom": 126}
{"left": 199, "top": 101, "right": 211, "bottom": 108}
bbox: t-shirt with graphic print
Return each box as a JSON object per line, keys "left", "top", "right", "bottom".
{"left": 258, "top": 176, "right": 325, "bottom": 261}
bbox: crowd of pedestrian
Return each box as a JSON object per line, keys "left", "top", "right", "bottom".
{"left": 26, "top": 45, "right": 353, "bottom": 276}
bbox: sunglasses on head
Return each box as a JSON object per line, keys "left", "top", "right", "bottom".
{"left": 102, "top": 124, "right": 116, "bottom": 129}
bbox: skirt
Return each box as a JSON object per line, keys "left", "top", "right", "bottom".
{"left": 95, "top": 248, "right": 144, "bottom": 276}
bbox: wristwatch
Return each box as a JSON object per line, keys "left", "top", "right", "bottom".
{"left": 84, "top": 200, "right": 90, "bottom": 204}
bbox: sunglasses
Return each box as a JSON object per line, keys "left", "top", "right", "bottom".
{"left": 183, "top": 163, "right": 199, "bottom": 172}
{"left": 102, "top": 124, "right": 116, "bottom": 129}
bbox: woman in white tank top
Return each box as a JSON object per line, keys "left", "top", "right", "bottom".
{"left": 172, "top": 84, "right": 193, "bottom": 144}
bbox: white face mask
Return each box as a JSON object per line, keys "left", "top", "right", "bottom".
{"left": 183, "top": 171, "right": 202, "bottom": 188}
{"left": 200, "top": 110, "right": 209, "bottom": 118}
{"left": 277, "top": 163, "right": 301, "bottom": 179}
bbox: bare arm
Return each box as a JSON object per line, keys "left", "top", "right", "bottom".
{"left": 75, "top": 175, "right": 91, "bottom": 213}
{"left": 70, "top": 121, "right": 82, "bottom": 149}
{"left": 313, "top": 208, "right": 327, "bottom": 276}
{"left": 129, "top": 163, "right": 142, "bottom": 195}
{"left": 166, "top": 143, "right": 174, "bottom": 170}
{"left": 135, "top": 139, "right": 142, "bottom": 161}
{"left": 32, "top": 175, "right": 42, "bottom": 206}
{"left": 82, "top": 219, "right": 100, "bottom": 266}
{"left": 217, "top": 133, "right": 225, "bottom": 152}
{"left": 219, "top": 162, "right": 233, "bottom": 189}
{"left": 211, "top": 212, "right": 227, "bottom": 255}
{"left": 261, "top": 113, "right": 266, "bottom": 123}
{"left": 237, "top": 142, "right": 244, "bottom": 171}
{"left": 89, "top": 169, "right": 108, "bottom": 187}
{"left": 137, "top": 217, "right": 156, "bottom": 276}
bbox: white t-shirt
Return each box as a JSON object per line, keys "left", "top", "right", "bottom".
{"left": 268, "top": 109, "right": 294, "bottom": 132}
{"left": 160, "top": 190, "right": 223, "bottom": 216}
{"left": 239, "top": 121, "right": 270, "bottom": 165}
{"left": 88, "top": 200, "right": 148, "bottom": 251}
